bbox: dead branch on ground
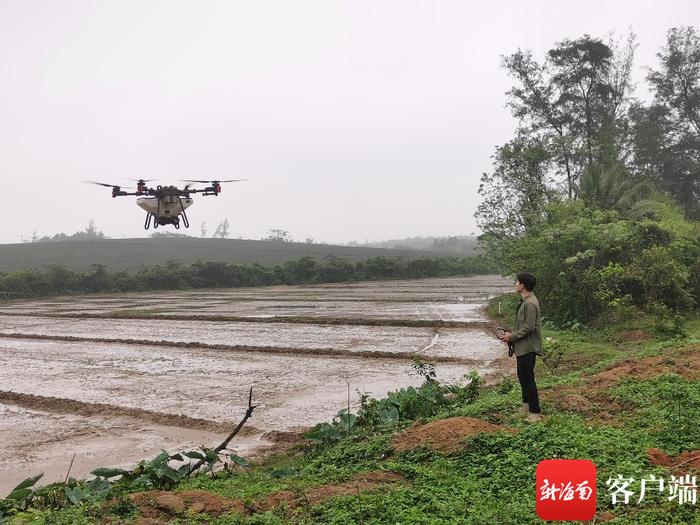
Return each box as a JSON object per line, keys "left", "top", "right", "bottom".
{"left": 188, "top": 387, "right": 257, "bottom": 475}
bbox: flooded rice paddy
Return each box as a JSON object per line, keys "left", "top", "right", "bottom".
{"left": 0, "top": 275, "right": 512, "bottom": 494}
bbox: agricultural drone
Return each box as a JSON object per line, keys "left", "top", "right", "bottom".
{"left": 86, "top": 179, "right": 245, "bottom": 230}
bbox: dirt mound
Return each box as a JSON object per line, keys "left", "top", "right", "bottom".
{"left": 392, "top": 417, "right": 506, "bottom": 454}
{"left": 129, "top": 490, "right": 247, "bottom": 522}
{"left": 597, "top": 511, "right": 616, "bottom": 522}
{"left": 254, "top": 429, "right": 309, "bottom": 457}
{"left": 20, "top": 309, "right": 489, "bottom": 329}
{"left": 255, "top": 470, "right": 404, "bottom": 511}
{"left": 647, "top": 448, "right": 700, "bottom": 472}
{"left": 540, "top": 386, "right": 623, "bottom": 423}
{"left": 128, "top": 472, "right": 403, "bottom": 520}
{"left": 544, "top": 345, "right": 700, "bottom": 421}
{"left": 592, "top": 346, "right": 700, "bottom": 385}
{"left": 0, "top": 390, "right": 236, "bottom": 433}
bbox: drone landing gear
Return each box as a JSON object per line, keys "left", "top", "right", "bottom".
{"left": 178, "top": 198, "right": 190, "bottom": 229}
{"left": 144, "top": 213, "right": 153, "bottom": 230}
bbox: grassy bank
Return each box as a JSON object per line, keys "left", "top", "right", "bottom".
{"left": 3, "top": 297, "right": 699, "bottom": 524}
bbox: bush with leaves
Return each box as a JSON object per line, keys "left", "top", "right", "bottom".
{"left": 307, "top": 368, "right": 483, "bottom": 450}
{"left": 0, "top": 255, "right": 494, "bottom": 299}
{"left": 495, "top": 199, "right": 698, "bottom": 327}
{"left": 0, "top": 445, "right": 251, "bottom": 521}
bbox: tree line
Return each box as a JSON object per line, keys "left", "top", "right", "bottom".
{"left": 0, "top": 255, "right": 493, "bottom": 299}
{"left": 476, "top": 27, "right": 700, "bottom": 328}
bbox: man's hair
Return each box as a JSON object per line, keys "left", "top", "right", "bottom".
{"left": 516, "top": 272, "right": 536, "bottom": 291}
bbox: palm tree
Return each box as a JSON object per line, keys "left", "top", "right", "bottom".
{"left": 577, "top": 162, "right": 654, "bottom": 212}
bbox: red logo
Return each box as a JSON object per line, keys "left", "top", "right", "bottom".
{"left": 536, "top": 459, "right": 597, "bottom": 520}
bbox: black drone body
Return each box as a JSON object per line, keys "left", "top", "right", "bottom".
{"left": 86, "top": 179, "right": 245, "bottom": 230}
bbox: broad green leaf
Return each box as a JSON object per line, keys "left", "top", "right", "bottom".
{"left": 203, "top": 448, "right": 218, "bottom": 462}
{"left": 9, "top": 474, "right": 43, "bottom": 493}
{"left": 64, "top": 486, "right": 84, "bottom": 505}
{"left": 6, "top": 489, "right": 31, "bottom": 502}
{"left": 90, "top": 468, "right": 129, "bottom": 479}
{"left": 270, "top": 467, "right": 296, "bottom": 479}
{"left": 228, "top": 454, "right": 250, "bottom": 468}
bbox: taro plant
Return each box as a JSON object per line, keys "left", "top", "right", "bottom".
{"left": 0, "top": 474, "right": 43, "bottom": 524}
{"left": 64, "top": 476, "right": 112, "bottom": 505}
{"left": 0, "top": 446, "right": 251, "bottom": 518}
{"left": 305, "top": 409, "right": 359, "bottom": 447}
{"left": 125, "top": 448, "right": 223, "bottom": 489}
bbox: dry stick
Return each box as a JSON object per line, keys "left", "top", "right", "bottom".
{"left": 673, "top": 454, "right": 700, "bottom": 469}
{"left": 64, "top": 453, "right": 76, "bottom": 484}
{"left": 188, "top": 387, "right": 258, "bottom": 475}
{"left": 346, "top": 380, "right": 352, "bottom": 434}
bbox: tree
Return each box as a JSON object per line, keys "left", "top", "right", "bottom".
{"left": 213, "top": 218, "right": 230, "bottom": 239}
{"left": 577, "top": 161, "right": 654, "bottom": 212}
{"left": 502, "top": 33, "right": 636, "bottom": 199}
{"left": 648, "top": 27, "right": 700, "bottom": 137}
{"left": 641, "top": 26, "right": 700, "bottom": 218}
{"left": 475, "top": 136, "right": 554, "bottom": 245}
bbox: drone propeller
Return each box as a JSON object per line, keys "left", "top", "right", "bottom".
{"left": 128, "top": 178, "right": 159, "bottom": 183}
{"left": 180, "top": 179, "right": 247, "bottom": 184}
{"left": 84, "top": 180, "right": 122, "bottom": 188}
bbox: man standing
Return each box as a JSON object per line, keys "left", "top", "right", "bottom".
{"left": 501, "top": 272, "right": 543, "bottom": 422}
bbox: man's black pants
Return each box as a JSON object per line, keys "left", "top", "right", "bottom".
{"left": 516, "top": 352, "right": 541, "bottom": 413}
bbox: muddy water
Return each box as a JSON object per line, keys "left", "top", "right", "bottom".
{"left": 0, "top": 402, "right": 228, "bottom": 493}
{"left": 0, "top": 275, "right": 513, "bottom": 495}
{"left": 0, "top": 317, "right": 501, "bottom": 360}
{"left": 0, "top": 276, "right": 511, "bottom": 317}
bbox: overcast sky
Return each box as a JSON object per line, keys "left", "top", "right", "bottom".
{"left": 1, "top": 1, "right": 697, "bottom": 245}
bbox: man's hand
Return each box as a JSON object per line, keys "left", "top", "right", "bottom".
{"left": 500, "top": 331, "right": 512, "bottom": 343}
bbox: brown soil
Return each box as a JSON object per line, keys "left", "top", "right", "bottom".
{"left": 647, "top": 448, "right": 700, "bottom": 472}
{"left": 596, "top": 511, "right": 616, "bottom": 522}
{"left": 128, "top": 490, "right": 248, "bottom": 523}
{"left": 540, "top": 386, "right": 624, "bottom": 423}
{"left": 0, "top": 390, "right": 238, "bottom": 433}
{"left": 591, "top": 346, "right": 700, "bottom": 384}
{"left": 255, "top": 470, "right": 404, "bottom": 511}
{"left": 392, "top": 416, "right": 507, "bottom": 454}
{"left": 543, "top": 345, "right": 700, "bottom": 422}
{"left": 254, "top": 430, "right": 309, "bottom": 457}
{"left": 127, "top": 471, "right": 404, "bottom": 521}
{"left": 614, "top": 329, "right": 651, "bottom": 343}
{"left": 0, "top": 309, "right": 489, "bottom": 329}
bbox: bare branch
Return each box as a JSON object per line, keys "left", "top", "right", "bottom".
{"left": 188, "top": 387, "right": 258, "bottom": 475}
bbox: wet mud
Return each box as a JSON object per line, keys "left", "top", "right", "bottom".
{"left": 0, "top": 275, "right": 513, "bottom": 495}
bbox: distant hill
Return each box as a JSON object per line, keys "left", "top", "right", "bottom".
{"left": 346, "top": 235, "right": 480, "bottom": 254}
{"left": 0, "top": 238, "right": 462, "bottom": 272}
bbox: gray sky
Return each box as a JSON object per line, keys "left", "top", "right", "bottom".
{"left": 1, "top": 1, "right": 697, "bottom": 244}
